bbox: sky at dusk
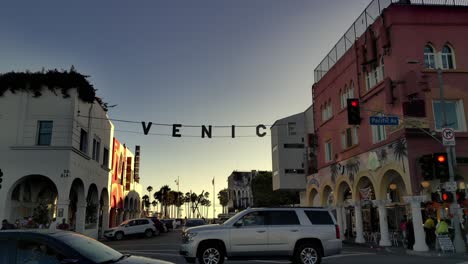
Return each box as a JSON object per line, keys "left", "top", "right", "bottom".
{"left": 0, "top": 0, "right": 370, "bottom": 217}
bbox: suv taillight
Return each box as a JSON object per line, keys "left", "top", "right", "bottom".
{"left": 335, "top": 225, "right": 340, "bottom": 239}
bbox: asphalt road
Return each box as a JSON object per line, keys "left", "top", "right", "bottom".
{"left": 103, "top": 229, "right": 468, "bottom": 264}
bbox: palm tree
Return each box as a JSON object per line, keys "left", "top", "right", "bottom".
{"left": 147, "top": 186, "right": 153, "bottom": 203}
{"left": 151, "top": 200, "right": 157, "bottom": 212}
{"left": 218, "top": 189, "right": 229, "bottom": 214}
{"left": 142, "top": 195, "right": 150, "bottom": 215}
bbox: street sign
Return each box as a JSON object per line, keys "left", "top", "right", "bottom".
{"left": 443, "top": 182, "right": 457, "bottom": 192}
{"left": 442, "top": 127, "right": 455, "bottom": 146}
{"left": 369, "top": 116, "right": 399, "bottom": 126}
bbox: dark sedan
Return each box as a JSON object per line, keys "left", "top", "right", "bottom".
{"left": 0, "top": 230, "right": 173, "bottom": 264}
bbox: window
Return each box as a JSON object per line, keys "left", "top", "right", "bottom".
{"left": 324, "top": 141, "right": 333, "bottom": 162}
{"left": 283, "top": 143, "right": 304, "bottom": 149}
{"left": 16, "top": 239, "right": 63, "bottom": 264}
{"left": 304, "top": 210, "right": 334, "bottom": 225}
{"left": 424, "top": 45, "right": 436, "bottom": 69}
{"left": 103, "top": 147, "right": 109, "bottom": 168}
{"left": 80, "top": 129, "right": 88, "bottom": 153}
{"left": 137, "top": 219, "right": 149, "bottom": 225}
{"left": 341, "top": 127, "right": 359, "bottom": 149}
{"left": 37, "top": 121, "right": 53, "bottom": 146}
{"left": 288, "top": 122, "right": 297, "bottom": 136}
{"left": 340, "top": 85, "right": 355, "bottom": 109}
{"left": 441, "top": 45, "right": 455, "bottom": 70}
{"left": 267, "top": 211, "right": 300, "bottom": 225}
{"left": 92, "top": 137, "right": 101, "bottom": 162}
{"left": 372, "top": 114, "right": 387, "bottom": 143}
{"left": 433, "top": 100, "right": 466, "bottom": 131}
{"left": 365, "top": 60, "right": 384, "bottom": 90}
{"left": 239, "top": 211, "right": 266, "bottom": 226}
{"left": 322, "top": 100, "right": 333, "bottom": 121}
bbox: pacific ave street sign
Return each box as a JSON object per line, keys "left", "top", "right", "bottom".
{"left": 369, "top": 116, "right": 399, "bottom": 126}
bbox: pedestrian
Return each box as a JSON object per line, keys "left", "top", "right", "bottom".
{"left": 49, "top": 218, "right": 59, "bottom": 231}
{"left": 436, "top": 219, "right": 449, "bottom": 236}
{"left": 424, "top": 216, "right": 435, "bottom": 248}
{"left": 406, "top": 219, "right": 415, "bottom": 250}
{"left": 57, "top": 219, "right": 70, "bottom": 231}
{"left": 1, "top": 219, "right": 16, "bottom": 230}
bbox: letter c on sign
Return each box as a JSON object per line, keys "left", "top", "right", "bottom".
{"left": 256, "top": 124, "right": 267, "bottom": 137}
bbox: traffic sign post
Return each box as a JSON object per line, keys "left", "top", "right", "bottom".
{"left": 442, "top": 128, "right": 455, "bottom": 146}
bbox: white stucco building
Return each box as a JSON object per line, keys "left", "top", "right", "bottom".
{"left": 270, "top": 106, "right": 315, "bottom": 205}
{"left": 0, "top": 85, "right": 114, "bottom": 238}
{"left": 227, "top": 170, "right": 259, "bottom": 212}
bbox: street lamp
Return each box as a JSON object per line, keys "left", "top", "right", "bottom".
{"left": 408, "top": 60, "right": 466, "bottom": 253}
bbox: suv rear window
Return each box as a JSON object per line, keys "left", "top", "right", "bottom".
{"left": 267, "top": 211, "right": 300, "bottom": 225}
{"left": 304, "top": 210, "right": 334, "bottom": 225}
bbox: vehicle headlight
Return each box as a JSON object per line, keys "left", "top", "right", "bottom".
{"left": 182, "top": 232, "right": 197, "bottom": 243}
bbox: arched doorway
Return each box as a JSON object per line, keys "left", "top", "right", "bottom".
{"left": 129, "top": 198, "right": 134, "bottom": 219}
{"left": 8, "top": 175, "right": 58, "bottom": 227}
{"left": 307, "top": 188, "right": 319, "bottom": 206}
{"left": 69, "top": 178, "right": 86, "bottom": 233}
{"left": 380, "top": 170, "right": 409, "bottom": 231}
{"left": 123, "top": 196, "right": 129, "bottom": 221}
{"left": 355, "top": 176, "right": 378, "bottom": 234}
{"left": 85, "top": 184, "right": 99, "bottom": 230}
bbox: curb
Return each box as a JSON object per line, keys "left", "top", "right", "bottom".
{"left": 405, "top": 249, "right": 468, "bottom": 258}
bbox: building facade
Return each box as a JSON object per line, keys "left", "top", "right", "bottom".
{"left": 227, "top": 170, "right": 258, "bottom": 212}
{"left": 271, "top": 106, "right": 315, "bottom": 205}
{"left": 309, "top": 1, "right": 468, "bottom": 251}
{"left": 0, "top": 86, "right": 113, "bottom": 239}
{"left": 0, "top": 72, "right": 145, "bottom": 238}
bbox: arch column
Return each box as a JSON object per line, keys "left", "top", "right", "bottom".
{"left": 352, "top": 201, "right": 365, "bottom": 243}
{"left": 75, "top": 202, "right": 86, "bottom": 233}
{"left": 56, "top": 199, "right": 70, "bottom": 224}
{"left": 372, "top": 200, "right": 392, "bottom": 246}
{"left": 403, "top": 196, "right": 429, "bottom": 252}
{"left": 336, "top": 205, "right": 344, "bottom": 241}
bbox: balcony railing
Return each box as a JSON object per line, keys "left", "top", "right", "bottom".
{"left": 313, "top": 0, "right": 468, "bottom": 83}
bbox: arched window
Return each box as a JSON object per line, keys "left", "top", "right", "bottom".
{"left": 424, "top": 45, "right": 436, "bottom": 69}
{"left": 441, "top": 45, "right": 455, "bottom": 70}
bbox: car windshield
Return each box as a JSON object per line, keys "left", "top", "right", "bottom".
{"left": 223, "top": 210, "right": 246, "bottom": 226}
{"left": 55, "top": 232, "right": 123, "bottom": 263}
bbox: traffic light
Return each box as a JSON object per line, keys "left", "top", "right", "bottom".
{"left": 0, "top": 169, "right": 3, "bottom": 189}
{"left": 419, "top": 154, "right": 434, "bottom": 180}
{"left": 456, "top": 191, "right": 466, "bottom": 203}
{"left": 441, "top": 190, "right": 454, "bottom": 203}
{"left": 347, "top": 98, "right": 361, "bottom": 125}
{"left": 434, "top": 152, "right": 449, "bottom": 180}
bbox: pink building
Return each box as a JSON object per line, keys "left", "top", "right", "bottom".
{"left": 308, "top": 1, "right": 468, "bottom": 251}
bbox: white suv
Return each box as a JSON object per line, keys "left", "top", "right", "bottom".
{"left": 104, "top": 218, "right": 159, "bottom": 240}
{"left": 180, "top": 207, "right": 341, "bottom": 264}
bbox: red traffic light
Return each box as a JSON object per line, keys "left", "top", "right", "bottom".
{"left": 351, "top": 101, "right": 358, "bottom": 107}
{"left": 437, "top": 155, "right": 446, "bottom": 163}
{"left": 442, "top": 193, "right": 448, "bottom": 201}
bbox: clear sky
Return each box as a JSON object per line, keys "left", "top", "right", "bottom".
{"left": 0, "top": 0, "right": 370, "bottom": 217}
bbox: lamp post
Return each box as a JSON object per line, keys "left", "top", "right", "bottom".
{"left": 406, "top": 60, "right": 465, "bottom": 252}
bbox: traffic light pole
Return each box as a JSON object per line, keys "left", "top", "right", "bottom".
{"left": 438, "top": 68, "right": 465, "bottom": 253}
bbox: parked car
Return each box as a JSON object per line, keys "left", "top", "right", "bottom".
{"left": 180, "top": 207, "right": 341, "bottom": 264}
{"left": 181, "top": 219, "right": 206, "bottom": 232}
{"left": 0, "top": 230, "right": 173, "bottom": 263}
{"left": 147, "top": 217, "right": 168, "bottom": 233}
{"left": 104, "top": 218, "right": 158, "bottom": 240}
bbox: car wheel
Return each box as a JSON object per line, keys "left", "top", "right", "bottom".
{"left": 294, "top": 243, "right": 321, "bottom": 264}
{"left": 198, "top": 243, "right": 225, "bottom": 264}
{"left": 153, "top": 228, "right": 160, "bottom": 236}
{"left": 115, "top": 232, "right": 124, "bottom": 241}
{"left": 145, "top": 229, "right": 153, "bottom": 238}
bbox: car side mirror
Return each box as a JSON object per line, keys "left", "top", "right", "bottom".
{"left": 234, "top": 221, "right": 243, "bottom": 228}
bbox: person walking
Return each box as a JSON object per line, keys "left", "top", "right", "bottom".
{"left": 424, "top": 216, "right": 436, "bottom": 248}
{"left": 399, "top": 216, "right": 407, "bottom": 247}
{"left": 406, "top": 219, "right": 415, "bottom": 250}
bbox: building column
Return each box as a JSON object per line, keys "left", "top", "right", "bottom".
{"left": 101, "top": 205, "right": 109, "bottom": 231}
{"left": 56, "top": 199, "right": 70, "bottom": 224}
{"left": 372, "top": 200, "right": 392, "bottom": 246}
{"left": 353, "top": 201, "right": 365, "bottom": 243}
{"left": 336, "top": 205, "right": 344, "bottom": 240}
{"left": 75, "top": 202, "right": 86, "bottom": 233}
{"left": 403, "top": 196, "right": 429, "bottom": 252}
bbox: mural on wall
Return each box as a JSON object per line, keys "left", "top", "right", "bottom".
{"left": 310, "top": 138, "right": 409, "bottom": 188}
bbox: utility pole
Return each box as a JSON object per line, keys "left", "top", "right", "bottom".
{"left": 213, "top": 177, "right": 216, "bottom": 222}
{"left": 437, "top": 68, "right": 465, "bottom": 253}
{"left": 176, "top": 176, "right": 180, "bottom": 219}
